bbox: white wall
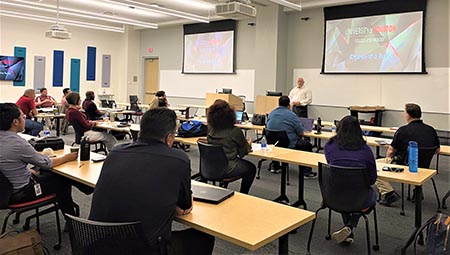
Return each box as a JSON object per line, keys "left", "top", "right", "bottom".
{"left": 0, "top": 17, "right": 132, "bottom": 104}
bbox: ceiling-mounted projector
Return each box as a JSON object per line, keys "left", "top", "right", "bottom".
{"left": 216, "top": 1, "right": 257, "bottom": 19}
{"left": 45, "top": 24, "right": 71, "bottom": 40}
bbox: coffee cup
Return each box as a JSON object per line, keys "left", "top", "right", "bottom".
{"left": 70, "top": 147, "right": 80, "bottom": 154}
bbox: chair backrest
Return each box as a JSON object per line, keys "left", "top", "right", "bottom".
{"left": 264, "top": 129, "right": 290, "bottom": 148}
{"left": 418, "top": 147, "right": 438, "bottom": 169}
{"left": 100, "top": 100, "right": 108, "bottom": 108}
{"left": 0, "top": 171, "right": 13, "bottom": 209}
{"left": 197, "top": 141, "right": 229, "bottom": 181}
{"left": 70, "top": 121, "right": 85, "bottom": 144}
{"left": 129, "top": 95, "right": 138, "bottom": 104}
{"left": 65, "top": 214, "right": 156, "bottom": 255}
{"left": 130, "top": 102, "right": 140, "bottom": 111}
{"left": 318, "top": 162, "right": 370, "bottom": 213}
{"left": 107, "top": 100, "right": 116, "bottom": 108}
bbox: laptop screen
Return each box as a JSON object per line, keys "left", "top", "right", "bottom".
{"left": 188, "top": 107, "right": 199, "bottom": 118}
{"left": 235, "top": 111, "right": 243, "bottom": 123}
{"left": 298, "top": 117, "right": 314, "bottom": 132}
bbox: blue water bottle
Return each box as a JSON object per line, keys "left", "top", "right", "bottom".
{"left": 408, "top": 141, "right": 418, "bottom": 173}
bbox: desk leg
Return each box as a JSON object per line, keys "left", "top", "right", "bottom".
{"left": 56, "top": 117, "right": 61, "bottom": 137}
{"left": 401, "top": 185, "right": 422, "bottom": 255}
{"left": 274, "top": 163, "right": 289, "bottom": 204}
{"left": 376, "top": 146, "right": 381, "bottom": 159}
{"left": 315, "top": 138, "right": 323, "bottom": 153}
{"left": 279, "top": 234, "right": 288, "bottom": 255}
{"left": 291, "top": 167, "right": 307, "bottom": 209}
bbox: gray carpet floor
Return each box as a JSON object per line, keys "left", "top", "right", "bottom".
{"left": 1, "top": 127, "right": 449, "bottom": 255}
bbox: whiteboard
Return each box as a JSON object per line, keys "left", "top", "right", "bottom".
{"left": 294, "top": 67, "right": 449, "bottom": 113}
{"left": 160, "top": 69, "right": 255, "bottom": 101}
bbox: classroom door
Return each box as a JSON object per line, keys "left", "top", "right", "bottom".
{"left": 144, "top": 58, "right": 159, "bottom": 104}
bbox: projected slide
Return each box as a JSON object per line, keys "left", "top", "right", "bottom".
{"left": 184, "top": 31, "right": 234, "bottom": 73}
{"left": 324, "top": 11, "right": 423, "bottom": 73}
{"left": 0, "top": 56, "right": 25, "bottom": 81}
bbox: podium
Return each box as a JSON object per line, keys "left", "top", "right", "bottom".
{"left": 205, "top": 93, "right": 243, "bottom": 110}
{"left": 255, "top": 95, "right": 280, "bottom": 114}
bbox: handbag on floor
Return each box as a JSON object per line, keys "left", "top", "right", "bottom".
{"left": 414, "top": 212, "right": 450, "bottom": 255}
{"left": 0, "top": 230, "right": 45, "bottom": 255}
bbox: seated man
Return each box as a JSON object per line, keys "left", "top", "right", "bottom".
{"left": 35, "top": 87, "right": 57, "bottom": 108}
{"left": 89, "top": 108, "right": 215, "bottom": 255}
{"left": 377, "top": 103, "right": 440, "bottom": 206}
{"left": 16, "top": 89, "right": 44, "bottom": 136}
{"left": 82, "top": 91, "right": 105, "bottom": 120}
{"left": 266, "top": 96, "right": 317, "bottom": 178}
{"left": 60, "top": 88, "right": 71, "bottom": 134}
{"left": 0, "top": 103, "right": 78, "bottom": 217}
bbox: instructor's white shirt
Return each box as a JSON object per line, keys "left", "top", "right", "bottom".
{"left": 288, "top": 85, "right": 312, "bottom": 106}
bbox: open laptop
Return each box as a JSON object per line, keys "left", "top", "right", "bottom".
{"left": 191, "top": 184, "right": 234, "bottom": 204}
{"left": 235, "top": 111, "right": 244, "bottom": 124}
{"left": 298, "top": 117, "right": 314, "bottom": 132}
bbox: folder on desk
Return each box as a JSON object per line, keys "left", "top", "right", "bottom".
{"left": 192, "top": 184, "right": 234, "bottom": 204}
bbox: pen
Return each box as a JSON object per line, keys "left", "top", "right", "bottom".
{"left": 273, "top": 141, "right": 279, "bottom": 147}
{"left": 79, "top": 163, "right": 85, "bottom": 168}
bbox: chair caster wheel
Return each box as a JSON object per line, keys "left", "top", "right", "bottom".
{"left": 400, "top": 211, "right": 405, "bottom": 216}
{"left": 373, "top": 244, "right": 380, "bottom": 251}
{"left": 13, "top": 219, "right": 20, "bottom": 224}
{"left": 22, "top": 224, "right": 30, "bottom": 231}
{"left": 325, "top": 235, "right": 331, "bottom": 240}
{"left": 305, "top": 252, "right": 311, "bottom": 255}
{"left": 287, "top": 182, "right": 290, "bottom": 186}
{"left": 256, "top": 176, "right": 260, "bottom": 179}
{"left": 53, "top": 244, "right": 61, "bottom": 250}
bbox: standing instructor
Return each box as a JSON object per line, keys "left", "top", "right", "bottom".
{"left": 289, "top": 77, "right": 312, "bottom": 118}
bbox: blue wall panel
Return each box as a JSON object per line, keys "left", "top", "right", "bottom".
{"left": 13, "top": 47, "right": 26, "bottom": 86}
{"left": 53, "top": 50, "right": 64, "bottom": 87}
{"left": 70, "top": 59, "right": 80, "bottom": 93}
{"left": 86, "top": 46, "right": 96, "bottom": 81}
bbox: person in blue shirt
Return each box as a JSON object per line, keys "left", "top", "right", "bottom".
{"left": 266, "top": 96, "right": 317, "bottom": 178}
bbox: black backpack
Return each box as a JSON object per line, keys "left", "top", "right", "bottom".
{"left": 415, "top": 212, "right": 450, "bottom": 255}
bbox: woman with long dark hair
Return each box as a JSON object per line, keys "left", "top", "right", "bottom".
{"left": 207, "top": 99, "right": 256, "bottom": 194}
{"left": 324, "top": 115, "right": 377, "bottom": 244}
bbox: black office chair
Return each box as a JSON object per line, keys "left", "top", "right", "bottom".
{"left": 65, "top": 214, "right": 159, "bottom": 255}
{"left": 100, "top": 100, "right": 109, "bottom": 108}
{"left": 197, "top": 141, "right": 240, "bottom": 188}
{"left": 70, "top": 121, "right": 108, "bottom": 155}
{"left": 0, "top": 172, "right": 62, "bottom": 250}
{"left": 130, "top": 125, "right": 139, "bottom": 142}
{"left": 442, "top": 188, "right": 450, "bottom": 209}
{"left": 124, "top": 96, "right": 143, "bottom": 123}
{"left": 256, "top": 129, "right": 291, "bottom": 184}
{"left": 306, "top": 163, "right": 379, "bottom": 255}
{"left": 399, "top": 146, "right": 441, "bottom": 214}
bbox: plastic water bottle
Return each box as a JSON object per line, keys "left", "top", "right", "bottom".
{"left": 408, "top": 141, "right": 418, "bottom": 173}
{"left": 331, "top": 124, "right": 337, "bottom": 135}
{"left": 261, "top": 135, "right": 267, "bottom": 153}
{"left": 43, "top": 126, "right": 51, "bottom": 137}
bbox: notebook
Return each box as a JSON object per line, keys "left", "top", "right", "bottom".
{"left": 235, "top": 111, "right": 244, "bottom": 124}
{"left": 191, "top": 184, "right": 235, "bottom": 204}
{"left": 298, "top": 117, "right": 314, "bottom": 132}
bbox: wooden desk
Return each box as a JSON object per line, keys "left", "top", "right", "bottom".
{"left": 94, "top": 121, "right": 131, "bottom": 133}
{"left": 178, "top": 182, "right": 315, "bottom": 254}
{"left": 50, "top": 146, "right": 315, "bottom": 254}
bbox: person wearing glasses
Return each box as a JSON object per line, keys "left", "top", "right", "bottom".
{"left": 0, "top": 103, "right": 79, "bottom": 217}
{"left": 324, "top": 115, "right": 377, "bottom": 244}
{"left": 90, "top": 108, "right": 215, "bottom": 255}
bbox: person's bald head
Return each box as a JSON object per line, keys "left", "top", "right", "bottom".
{"left": 297, "top": 77, "right": 305, "bottom": 88}
{"left": 23, "top": 89, "right": 35, "bottom": 98}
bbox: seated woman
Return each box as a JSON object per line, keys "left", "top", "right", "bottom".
{"left": 82, "top": 91, "right": 105, "bottom": 120}
{"left": 66, "top": 92, "right": 117, "bottom": 151}
{"left": 206, "top": 99, "right": 256, "bottom": 194}
{"left": 324, "top": 115, "right": 377, "bottom": 244}
{"left": 148, "top": 96, "right": 168, "bottom": 110}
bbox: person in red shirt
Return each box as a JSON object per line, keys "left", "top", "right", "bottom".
{"left": 65, "top": 92, "right": 117, "bottom": 151}
{"left": 16, "top": 89, "right": 43, "bottom": 136}
{"left": 35, "top": 88, "right": 57, "bottom": 108}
